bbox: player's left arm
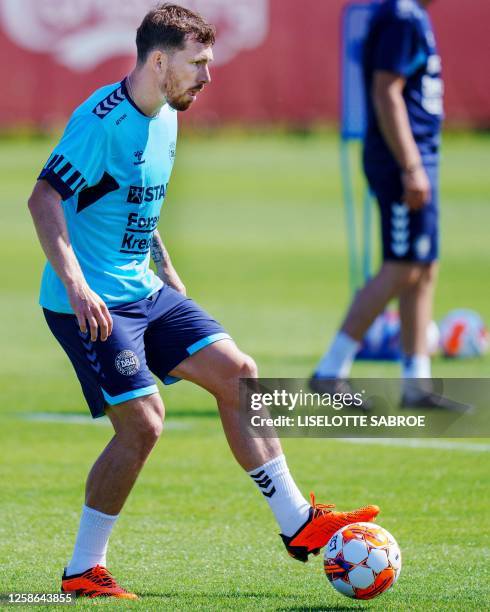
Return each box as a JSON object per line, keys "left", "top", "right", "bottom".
{"left": 371, "top": 12, "right": 431, "bottom": 210}
{"left": 151, "top": 230, "right": 186, "bottom": 295}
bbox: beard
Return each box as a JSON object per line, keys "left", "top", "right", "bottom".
{"left": 163, "top": 67, "right": 195, "bottom": 112}
{"left": 168, "top": 96, "right": 193, "bottom": 112}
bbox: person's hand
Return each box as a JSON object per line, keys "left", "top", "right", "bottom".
{"left": 401, "top": 165, "right": 431, "bottom": 210}
{"left": 66, "top": 282, "right": 113, "bottom": 342}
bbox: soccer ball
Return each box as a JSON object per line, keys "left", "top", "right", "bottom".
{"left": 439, "top": 309, "right": 489, "bottom": 358}
{"left": 356, "top": 310, "right": 402, "bottom": 361}
{"left": 324, "top": 522, "right": 401, "bottom": 600}
{"left": 357, "top": 309, "right": 440, "bottom": 360}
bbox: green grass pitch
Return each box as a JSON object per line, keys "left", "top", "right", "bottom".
{"left": 0, "top": 130, "right": 489, "bottom": 610}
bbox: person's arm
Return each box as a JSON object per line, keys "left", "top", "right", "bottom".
{"left": 369, "top": 15, "right": 432, "bottom": 209}
{"left": 28, "top": 180, "right": 113, "bottom": 341}
{"left": 150, "top": 230, "right": 186, "bottom": 295}
{"left": 368, "top": 4, "right": 432, "bottom": 211}
{"left": 372, "top": 71, "right": 430, "bottom": 210}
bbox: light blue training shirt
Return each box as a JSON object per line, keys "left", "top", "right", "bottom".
{"left": 38, "top": 79, "right": 178, "bottom": 313}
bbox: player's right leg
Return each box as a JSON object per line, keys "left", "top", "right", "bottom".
{"left": 86, "top": 394, "right": 165, "bottom": 516}
{"left": 43, "top": 296, "right": 165, "bottom": 598}
{"left": 60, "top": 394, "right": 164, "bottom": 599}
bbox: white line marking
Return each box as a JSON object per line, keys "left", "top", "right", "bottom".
{"left": 17, "top": 412, "right": 190, "bottom": 430}
{"left": 337, "top": 438, "right": 490, "bottom": 452}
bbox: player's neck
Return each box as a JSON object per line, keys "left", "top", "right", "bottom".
{"left": 126, "top": 69, "right": 166, "bottom": 118}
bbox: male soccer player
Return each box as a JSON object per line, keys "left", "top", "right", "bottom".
{"left": 28, "top": 4, "right": 378, "bottom": 599}
{"left": 313, "top": 0, "right": 451, "bottom": 407}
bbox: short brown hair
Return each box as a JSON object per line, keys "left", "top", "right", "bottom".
{"left": 136, "top": 3, "right": 216, "bottom": 63}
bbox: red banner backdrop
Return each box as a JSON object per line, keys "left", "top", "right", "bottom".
{"left": 0, "top": 0, "right": 488, "bottom": 128}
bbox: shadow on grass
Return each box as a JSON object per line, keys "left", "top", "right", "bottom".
{"left": 140, "top": 591, "right": 362, "bottom": 610}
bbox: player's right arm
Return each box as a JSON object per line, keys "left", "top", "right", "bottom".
{"left": 28, "top": 180, "right": 113, "bottom": 342}
{"left": 370, "top": 9, "right": 430, "bottom": 210}
{"left": 29, "top": 110, "right": 113, "bottom": 341}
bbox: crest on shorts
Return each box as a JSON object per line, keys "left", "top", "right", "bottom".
{"left": 415, "top": 234, "right": 431, "bottom": 259}
{"left": 115, "top": 350, "right": 140, "bottom": 376}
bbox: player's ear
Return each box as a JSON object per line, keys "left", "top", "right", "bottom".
{"left": 148, "top": 50, "right": 169, "bottom": 76}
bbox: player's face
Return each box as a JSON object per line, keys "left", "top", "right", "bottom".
{"left": 163, "top": 38, "right": 213, "bottom": 111}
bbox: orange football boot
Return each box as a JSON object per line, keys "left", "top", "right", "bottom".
{"left": 61, "top": 565, "right": 137, "bottom": 599}
{"left": 281, "top": 493, "right": 380, "bottom": 562}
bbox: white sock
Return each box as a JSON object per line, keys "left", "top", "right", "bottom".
{"left": 402, "top": 354, "right": 432, "bottom": 398}
{"left": 315, "top": 331, "right": 360, "bottom": 378}
{"left": 248, "top": 454, "right": 310, "bottom": 537}
{"left": 66, "top": 505, "right": 118, "bottom": 576}
{"left": 402, "top": 354, "right": 431, "bottom": 378}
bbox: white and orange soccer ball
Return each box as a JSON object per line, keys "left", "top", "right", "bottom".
{"left": 439, "top": 309, "right": 489, "bottom": 358}
{"left": 324, "top": 523, "right": 401, "bottom": 600}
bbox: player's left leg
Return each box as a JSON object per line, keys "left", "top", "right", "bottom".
{"left": 399, "top": 261, "right": 438, "bottom": 381}
{"left": 398, "top": 262, "right": 468, "bottom": 410}
{"left": 398, "top": 163, "right": 440, "bottom": 386}
{"left": 167, "top": 339, "right": 379, "bottom": 561}
{"left": 167, "top": 338, "right": 311, "bottom": 538}
{"left": 170, "top": 338, "right": 280, "bottom": 470}
{"left": 393, "top": 164, "right": 455, "bottom": 407}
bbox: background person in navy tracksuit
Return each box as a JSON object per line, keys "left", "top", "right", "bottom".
{"left": 313, "top": 0, "right": 452, "bottom": 407}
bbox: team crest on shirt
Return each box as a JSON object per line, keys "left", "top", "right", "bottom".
{"left": 115, "top": 350, "right": 140, "bottom": 376}
{"left": 169, "top": 142, "right": 176, "bottom": 161}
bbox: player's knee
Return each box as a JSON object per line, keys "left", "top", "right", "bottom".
{"left": 114, "top": 394, "right": 164, "bottom": 453}
{"left": 137, "top": 396, "right": 164, "bottom": 447}
{"left": 423, "top": 261, "right": 439, "bottom": 285}
{"left": 138, "top": 414, "right": 163, "bottom": 444}
{"left": 239, "top": 354, "right": 258, "bottom": 379}
{"left": 222, "top": 352, "right": 258, "bottom": 384}
{"left": 401, "top": 269, "right": 419, "bottom": 289}
{"left": 391, "top": 264, "right": 424, "bottom": 291}
{"left": 214, "top": 353, "right": 258, "bottom": 405}
{"left": 132, "top": 421, "right": 163, "bottom": 457}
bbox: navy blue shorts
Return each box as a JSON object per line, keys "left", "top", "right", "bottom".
{"left": 365, "top": 163, "right": 439, "bottom": 263}
{"left": 44, "top": 286, "right": 230, "bottom": 418}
